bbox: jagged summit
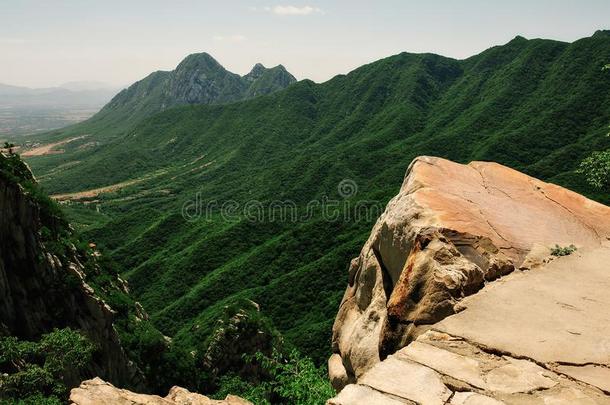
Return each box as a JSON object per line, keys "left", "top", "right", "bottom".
{"left": 593, "top": 29, "right": 610, "bottom": 38}
{"left": 245, "top": 62, "right": 268, "bottom": 80}
{"left": 510, "top": 34, "right": 527, "bottom": 42}
{"left": 175, "top": 52, "right": 225, "bottom": 72}
{"left": 244, "top": 62, "right": 294, "bottom": 82}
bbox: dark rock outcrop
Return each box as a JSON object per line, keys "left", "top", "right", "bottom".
{"left": 0, "top": 152, "right": 142, "bottom": 389}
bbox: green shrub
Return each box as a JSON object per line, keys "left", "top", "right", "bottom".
{"left": 578, "top": 149, "right": 610, "bottom": 189}
{"left": 0, "top": 393, "right": 63, "bottom": 405}
{"left": 550, "top": 244, "right": 577, "bottom": 256}
{"left": 215, "top": 349, "right": 333, "bottom": 405}
{"left": 120, "top": 321, "right": 204, "bottom": 394}
{"left": 0, "top": 329, "right": 95, "bottom": 402}
{"left": 215, "top": 374, "right": 271, "bottom": 405}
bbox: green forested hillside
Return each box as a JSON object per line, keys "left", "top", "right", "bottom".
{"left": 22, "top": 31, "right": 610, "bottom": 364}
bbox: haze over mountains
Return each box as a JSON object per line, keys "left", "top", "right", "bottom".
{"left": 0, "top": 81, "right": 119, "bottom": 136}
{"left": 8, "top": 30, "right": 610, "bottom": 402}
{"left": 0, "top": 81, "right": 118, "bottom": 106}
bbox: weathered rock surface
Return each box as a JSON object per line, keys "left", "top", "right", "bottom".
{"left": 331, "top": 328, "right": 610, "bottom": 404}
{"left": 329, "top": 156, "right": 610, "bottom": 403}
{"left": 70, "top": 378, "right": 252, "bottom": 405}
{"left": 435, "top": 247, "right": 610, "bottom": 367}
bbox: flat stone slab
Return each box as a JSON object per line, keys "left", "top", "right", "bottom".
{"left": 358, "top": 356, "right": 452, "bottom": 405}
{"left": 328, "top": 330, "right": 610, "bottom": 404}
{"left": 327, "top": 384, "right": 413, "bottom": 405}
{"left": 395, "top": 341, "right": 487, "bottom": 389}
{"left": 450, "top": 392, "right": 504, "bottom": 405}
{"left": 436, "top": 247, "right": 610, "bottom": 366}
{"left": 399, "top": 332, "right": 557, "bottom": 395}
{"left": 556, "top": 364, "right": 610, "bottom": 394}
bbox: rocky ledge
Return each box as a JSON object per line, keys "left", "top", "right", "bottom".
{"left": 70, "top": 378, "right": 252, "bottom": 405}
{"left": 329, "top": 156, "right": 610, "bottom": 404}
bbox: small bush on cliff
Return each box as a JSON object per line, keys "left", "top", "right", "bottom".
{"left": 550, "top": 244, "right": 577, "bottom": 256}
{"left": 0, "top": 328, "right": 95, "bottom": 403}
{"left": 578, "top": 149, "right": 610, "bottom": 190}
{"left": 576, "top": 63, "right": 610, "bottom": 190}
{"left": 215, "top": 349, "right": 333, "bottom": 405}
{"left": 0, "top": 393, "right": 63, "bottom": 405}
{"left": 120, "top": 321, "right": 204, "bottom": 395}
{"left": 197, "top": 299, "right": 283, "bottom": 382}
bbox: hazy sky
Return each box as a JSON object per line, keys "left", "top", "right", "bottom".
{"left": 2, "top": 0, "right": 609, "bottom": 88}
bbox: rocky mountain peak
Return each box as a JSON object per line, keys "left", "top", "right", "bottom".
{"left": 244, "top": 63, "right": 294, "bottom": 82}
{"left": 592, "top": 29, "right": 610, "bottom": 38}
{"left": 164, "top": 52, "right": 244, "bottom": 106}
{"left": 99, "top": 52, "right": 295, "bottom": 123}
{"left": 245, "top": 62, "right": 268, "bottom": 80}
{"left": 175, "top": 52, "right": 225, "bottom": 73}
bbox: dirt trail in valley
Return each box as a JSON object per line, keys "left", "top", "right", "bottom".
{"left": 52, "top": 178, "right": 146, "bottom": 201}
{"left": 51, "top": 170, "right": 167, "bottom": 201}
{"left": 21, "top": 136, "right": 87, "bottom": 157}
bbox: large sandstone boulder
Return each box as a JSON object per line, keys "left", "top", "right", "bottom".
{"left": 330, "top": 156, "right": 610, "bottom": 394}
{"left": 70, "top": 377, "right": 252, "bottom": 405}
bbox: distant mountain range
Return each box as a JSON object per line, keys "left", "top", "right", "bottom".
{"left": 0, "top": 82, "right": 119, "bottom": 108}
{"left": 0, "top": 81, "right": 121, "bottom": 136}
{"left": 59, "top": 81, "right": 119, "bottom": 92}
{"left": 22, "top": 31, "right": 610, "bottom": 367}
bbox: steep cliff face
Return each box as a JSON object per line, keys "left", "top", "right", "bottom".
{"left": 329, "top": 156, "right": 610, "bottom": 403}
{"left": 0, "top": 151, "right": 142, "bottom": 390}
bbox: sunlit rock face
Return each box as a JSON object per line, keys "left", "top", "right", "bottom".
{"left": 328, "top": 156, "right": 610, "bottom": 404}
{"left": 70, "top": 378, "right": 253, "bottom": 405}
